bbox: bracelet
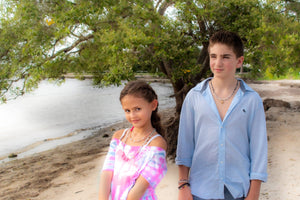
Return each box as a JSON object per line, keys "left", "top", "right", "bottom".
{"left": 178, "top": 179, "right": 189, "bottom": 184}
{"left": 178, "top": 182, "right": 190, "bottom": 190}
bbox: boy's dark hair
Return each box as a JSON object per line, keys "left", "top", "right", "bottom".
{"left": 119, "top": 80, "right": 165, "bottom": 138}
{"left": 208, "top": 30, "right": 244, "bottom": 58}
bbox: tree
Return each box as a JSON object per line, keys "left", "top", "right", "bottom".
{"left": 248, "top": 0, "right": 300, "bottom": 79}
{"left": 1, "top": 0, "right": 299, "bottom": 158}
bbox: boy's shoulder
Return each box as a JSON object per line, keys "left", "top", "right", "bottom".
{"left": 186, "top": 78, "right": 211, "bottom": 96}
{"left": 238, "top": 79, "right": 260, "bottom": 95}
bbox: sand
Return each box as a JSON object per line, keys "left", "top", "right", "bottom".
{"left": 0, "top": 80, "right": 299, "bottom": 200}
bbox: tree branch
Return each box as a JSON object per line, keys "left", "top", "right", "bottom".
{"left": 157, "top": 0, "right": 175, "bottom": 16}
{"left": 48, "top": 34, "right": 94, "bottom": 60}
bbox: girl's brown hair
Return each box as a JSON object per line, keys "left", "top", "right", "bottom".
{"left": 119, "top": 80, "right": 165, "bottom": 138}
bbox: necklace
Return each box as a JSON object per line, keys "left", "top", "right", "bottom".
{"left": 121, "top": 128, "right": 156, "bottom": 161}
{"left": 210, "top": 79, "right": 239, "bottom": 104}
{"left": 129, "top": 128, "right": 156, "bottom": 143}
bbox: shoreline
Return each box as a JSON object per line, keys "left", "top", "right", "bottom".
{"left": 0, "top": 122, "right": 124, "bottom": 163}
{"left": 0, "top": 78, "right": 175, "bottom": 163}
{"left": 0, "top": 80, "right": 300, "bottom": 200}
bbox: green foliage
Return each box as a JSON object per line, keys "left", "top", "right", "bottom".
{"left": 0, "top": 0, "right": 299, "bottom": 103}
{"left": 247, "top": 0, "right": 300, "bottom": 79}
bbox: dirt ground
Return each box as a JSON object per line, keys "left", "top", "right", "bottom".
{"left": 0, "top": 79, "right": 299, "bottom": 200}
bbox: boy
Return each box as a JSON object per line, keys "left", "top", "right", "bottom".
{"left": 175, "top": 30, "right": 268, "bottom": 200}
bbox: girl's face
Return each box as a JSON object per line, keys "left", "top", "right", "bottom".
{"left": 209, "top": 43, "right": 244, "bottom": 79}
{"left": 121, "top": 94, "right": 158, "bottom": 129}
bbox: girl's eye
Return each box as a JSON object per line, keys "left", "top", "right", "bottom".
{"left": 135, "top": 108, "right": 141, "bottom": 111}
{"left": 125, "top": 109, "right": 130, "bottom": 113}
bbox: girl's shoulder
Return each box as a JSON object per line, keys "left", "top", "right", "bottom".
{"left": 112, "top": 129, "right": 127, "bottom": 140}
{"left": 148, "top": 135, "right": 167, "bottom": 151}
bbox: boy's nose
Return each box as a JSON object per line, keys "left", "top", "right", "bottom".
{"left": 215, "top": 57, "right": 223, "bottom": 66}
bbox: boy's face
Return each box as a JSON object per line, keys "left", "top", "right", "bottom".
{"left": 209, "top": 43, "right": 244, "bottom": 79}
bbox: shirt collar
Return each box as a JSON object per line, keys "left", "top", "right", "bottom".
{"left": 193, "top": 77, "right": 255, "bottom": 94}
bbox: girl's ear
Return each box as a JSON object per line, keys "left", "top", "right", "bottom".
{"left": 151, "top": 99, "right": 158, "bottom": 111}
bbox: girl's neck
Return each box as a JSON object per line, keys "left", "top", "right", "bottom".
{"left": 132, "top": 126, "right": 154, "bottom": 137}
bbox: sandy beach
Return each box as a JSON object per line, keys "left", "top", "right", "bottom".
{"left": 0, "top": 80, "right": 299, "bottom": 200}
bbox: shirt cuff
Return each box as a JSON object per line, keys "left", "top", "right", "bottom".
{"left": 250, "top": 172, "right": 268, "bottom": 182}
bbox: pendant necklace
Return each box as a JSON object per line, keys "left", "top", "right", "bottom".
{"left": 210, "top": 79, "right": 239, "bottom": 104}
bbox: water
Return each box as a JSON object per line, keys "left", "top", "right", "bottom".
{"left": 0, "top": 79, "right": 175, "bottom": 161}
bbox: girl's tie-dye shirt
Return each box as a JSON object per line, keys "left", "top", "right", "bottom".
{"left": 102, "top": 129, "right": 167, "bottom": 200}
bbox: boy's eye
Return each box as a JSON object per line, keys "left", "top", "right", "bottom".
{"left": 125, "top": 109, "right": 130, "bottom": 113}
{"left": 135, "top": 108, "right": 141, "bottom": 111}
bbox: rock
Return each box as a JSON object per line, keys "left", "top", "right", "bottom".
{"left": 263, "top": 98, "right": 291, "bottom": 111}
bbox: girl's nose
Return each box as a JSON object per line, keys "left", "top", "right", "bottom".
{"left": 130, "top": 111, "right": 137, "bottom": 117}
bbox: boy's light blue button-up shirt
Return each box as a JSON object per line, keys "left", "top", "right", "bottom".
{"left": 175, "top": 78, "right": 268, "bottom": 199}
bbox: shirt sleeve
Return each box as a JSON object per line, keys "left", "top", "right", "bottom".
{"left": 175, "top": 92, "right": 195, "bottom": 167}
{"left": 102, "top": 139, "right": 118, "bottom": 171}
{"left": 249, "top": 97, "right": 268, "bottom": 182}
{"left": 140, "top": 149, "right": 167, "bottom": 188}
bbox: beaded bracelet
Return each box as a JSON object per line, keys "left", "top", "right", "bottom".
{"left": 178, "top": 182, "right": 190, "bottom": 190}
{"left": 178, "top": 179, "right": 189, "bottom": 184}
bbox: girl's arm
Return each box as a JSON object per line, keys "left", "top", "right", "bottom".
{"left": 99, "top": 171, "right": 113, "bottom": 200}
{"left": 99, "top": 130, "right": 123, "bottom": 200}
{"left": 127, "top": 175, "right": 150, "bottom": 200}
{"left": 245, "top": 180, "right": 261, "bottom": 200}
{"left": 99, "top": 170, "right": 113, "bottom": 200}
{"left": 127, "top": 137, "right": 167, "bottom": 200}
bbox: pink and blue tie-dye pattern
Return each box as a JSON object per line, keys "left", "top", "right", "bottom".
{"left": 102, "top": 135, "right": 167, "bottom": 200}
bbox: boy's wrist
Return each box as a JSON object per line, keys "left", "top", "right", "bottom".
{"left": 178, "top": 182, "right": 190, "bottom": 190}
{"left": 178, "top": 178, "right": 189, "bottom": 185}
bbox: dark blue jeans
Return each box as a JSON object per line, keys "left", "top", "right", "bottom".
{"left": 192, "top": 187, "right": 245, "bottom": 200}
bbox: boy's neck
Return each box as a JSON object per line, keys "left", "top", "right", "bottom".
{"left": 211, "top": 77, "right": 237, "bottom": 89}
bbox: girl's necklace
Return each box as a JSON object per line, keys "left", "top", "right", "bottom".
{"left": 210, "top": 79, "right": 239, "bottom": 104}
{"left": 129, "top": 128, "right": 156, "bottom": 143}
{"left": 121, "top": 128, "right": 156, "bottom": 161}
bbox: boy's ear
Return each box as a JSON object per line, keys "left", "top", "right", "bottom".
{"left": 236, "top": 56, "right": 244, "bottom": 69}
{"left": 151, "top": 99, "right": 158, "bottom": 111}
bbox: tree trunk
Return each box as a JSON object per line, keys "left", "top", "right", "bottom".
{"left": 162, "top": 47, "right": 210, "bottom": 160}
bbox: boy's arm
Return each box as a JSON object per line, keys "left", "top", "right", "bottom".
{"left": 245, "top": 180, "right": 261, "bottom": 200}
{"left": 178, "top": 165, "right": 193, "bottom": 200}
{"left": 249, "top": 98, "right": 268, "bottom": 181}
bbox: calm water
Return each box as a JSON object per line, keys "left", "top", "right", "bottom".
{"left": 0, "top": 79, "right": 175, "bottom": 161}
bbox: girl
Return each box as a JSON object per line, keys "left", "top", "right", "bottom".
{"left": 99, "top": 80, "right": 168, "bottom": 200}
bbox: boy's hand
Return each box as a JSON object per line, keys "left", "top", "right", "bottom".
{"left": 245, "top": 180, "right": 261, "bottom": 200}
{"left": 178, "top": 186, "right": 193, "bottom": 200}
